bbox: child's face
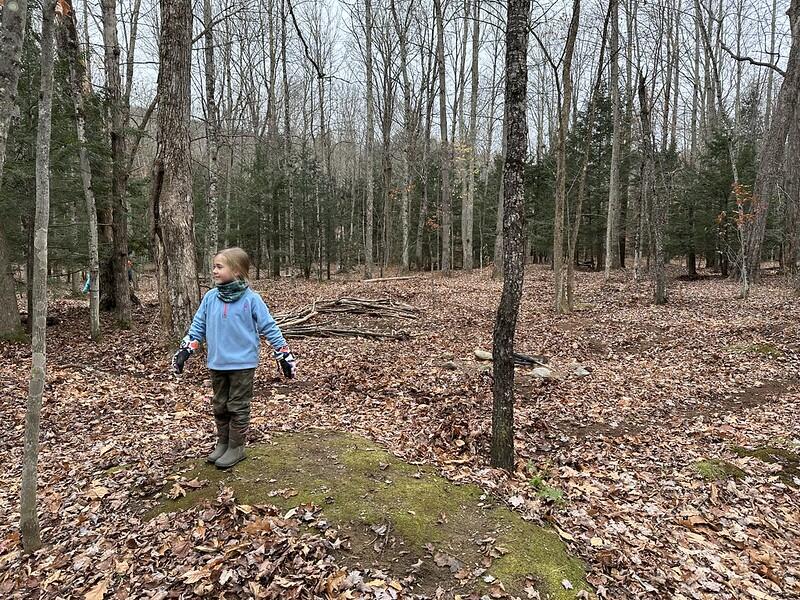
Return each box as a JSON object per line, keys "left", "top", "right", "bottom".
{"left": 212, "top": 257, "right": 236, "bottom": 284}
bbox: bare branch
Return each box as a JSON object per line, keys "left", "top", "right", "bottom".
{"left": 719, "top": 41, "right": 786, "bottom": 77}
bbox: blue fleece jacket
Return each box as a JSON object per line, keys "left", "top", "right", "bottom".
{"left": 186, "top": 287, "right": 287, "bottom": 370}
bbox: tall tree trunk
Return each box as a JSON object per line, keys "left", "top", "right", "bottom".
{"left": 364, "top": 0, "right": 375, "bottom": 278}
{"left": 463, "top": 0, "right": 480, "bottom": 272}
{"left": 552, "top": 0, "right": 581, "bottom": 313}
{"left": 391, "top": 0, "right": 413, "bottom": 272}
{"left": 100, "top": 0, "right": 131, "bottom": 325}
{"left": 21, "top": 0, "right": 56, "bottom": 554}
{"left": 281, "top": 0, "right": 295, "bottom": 271}
{"left": 568, "top": 3, "right": 611, "bottom": 309}
{"left": 638, "top": 75, "right": 668, "bottom": 304}
{"left": 415, "top": 32, "right": 436, "bottom": 269}
{"left": 149, "top": 0, "right": 200, "bottom": 338}
{"left": 434, "top": 0, "right": 452, "bottom": 274}
{"left": 491, "top": 0, "right": 530, "bottom": 471}
{"left": 786, "top": 103, "right": 800, "bottom": 276}
{"left": 0, "top": 0, "right": 28, "bottom": 338}
{"left": 743, "top": 0, "right": 800, "bottom": 282}
{"left": 605, "top": 0, "right": 621, "bottom": 279}
{"left": 203, "top": 0, "right": 220, "bottom": 282}
{"left": 64, "top": 0, "right": 100, "bottom": 340}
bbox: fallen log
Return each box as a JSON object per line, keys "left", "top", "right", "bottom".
{"left": 362, "top": 275, "right": 420, "bottom": 283}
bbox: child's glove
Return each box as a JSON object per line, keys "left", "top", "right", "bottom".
{"left": 172, "top": 336, "right": 199, "bottom": 374}
{"left": 274, "top": 345, "right": 297, "bottom": 379}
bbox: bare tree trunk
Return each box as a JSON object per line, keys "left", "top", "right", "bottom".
{"left": 463, "top": 0, "right": 480, "bottom": 272}
{"left": 202, "top": 0, "right": 220, "bottom": 282}
{"left": 21, "top": 0, "right": 56, "bottom": 554}
{"left": 0, "top": 0, "right": 28, "bottom": 338}
{"left": 743, "top": 0, "right": 799, "bottom": 282}
{"left": 552, "top": 0, "right": 581, "bottom": 313}
{"left": 149, "top": 0, "right": 200, "bottom": 338}
{"left": 670, "top": 0, "right": 681, "bottom": 151}
{"left": 766, "top": 0, "right": 778, "bottom": 130}
{"left": 492, "top": 113, "right": 507, "bottom": 278}
{"left": 605, "top": 0, "right": 621, "bottom": 280}
{"left": 691, "top": 4, "right": 700, "bottom": 161}
{"left": 638, "top": 75, "right": 668, "bottom": 304}
{"left": 64, "top": 0, "right": 100, "bottom": 340}
{"left": 364, "top": 0, "right": 375, "bottom": 278}
{"left": 281, "top": 0, "right": 295, "bottom": 271}
{"left": 786, "top": 103, "right": 800, "bottom": 276}
{"left": 492, "top": 0, "right": 529, "bottom": 471}
{"left": 100, "top": 0, "right": 131, "bottom": 325}
{"left": 415, "top": 30, "right": 436, "bottom": 269}
{"left": 569, "top": 4, "right": 611, "bottom": 308}
{"left": 391, "top": 0, "right": 413, "bottom": 272}
{"left": 434, "top": 0, "right": 452, "bottom": 274}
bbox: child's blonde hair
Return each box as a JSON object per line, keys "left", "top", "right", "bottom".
{"left": 215, "top": 247, "right": 251, "bottom": 281}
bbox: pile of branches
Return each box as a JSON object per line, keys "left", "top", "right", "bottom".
{"left": 274, "top": 297, "right": 418, "bottom": 341}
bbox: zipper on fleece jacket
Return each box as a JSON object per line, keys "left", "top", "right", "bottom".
{"left": 223, "top": 303, "right": 229, "bottom": 319}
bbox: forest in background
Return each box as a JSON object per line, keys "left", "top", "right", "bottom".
{"left": 0, "top": 0, "right": 797, "bottom": 333}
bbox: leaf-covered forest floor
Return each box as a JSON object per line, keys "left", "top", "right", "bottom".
{"left": 1, "top": 266, "right": 799, "bottom": 599}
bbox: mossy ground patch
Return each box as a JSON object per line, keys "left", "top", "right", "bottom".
{"left": 148, "top": 429, "right": 591, "bottom": 598}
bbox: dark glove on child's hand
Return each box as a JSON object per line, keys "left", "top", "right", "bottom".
{"left": 172, "top": 336, "right": 199, "bottom": 374}
{"left": 274, "top": 345, "right": 297, "bottom": 379}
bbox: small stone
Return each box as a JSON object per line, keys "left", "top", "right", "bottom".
{"left": 532, "top": 367, "right": 553, "bottom": 379}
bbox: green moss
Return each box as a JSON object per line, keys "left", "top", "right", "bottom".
{"left": 728, "top": 343, "right": 783, "bottom": 357}
{"left": 693, "top": 459, "right": 746, "bottom": 480}
{"left": 148, "top": 430, "right": 591, "bottom": 598}
{"left": 732, "top": 446, "right": 799, "bottom": 487}
{"left": 0, "top": 329, "right": 28, "bottom": 343}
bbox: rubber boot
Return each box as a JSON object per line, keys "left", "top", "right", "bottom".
{"left": 207, "top": 421, "right": 229, "bottom": 463}
{"left": 215, "top": 426, "right": 245, "bottom": 469}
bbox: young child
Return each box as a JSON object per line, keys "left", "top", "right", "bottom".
{"left": 171, "top": 247, "right": 296, "bottom": 469}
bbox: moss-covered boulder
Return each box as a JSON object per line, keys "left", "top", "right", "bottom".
{"left": 150, "top": 429, "right": 591, "bottom": 599}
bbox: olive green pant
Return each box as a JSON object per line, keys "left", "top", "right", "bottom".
{"left": 209, "top": 368, "right": 255, "bottom": 444}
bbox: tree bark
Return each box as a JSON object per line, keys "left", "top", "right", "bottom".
{"left": 364, "top": 0, "right": 375, "bottom": 278}
{"left": 202, "top": 0, "right": 220, "bottom": 282}
{"left": 638, "top": 75, "right": 668, "bottom": 304}
{"left": 391, "top": 0, "right": 413, "bottom": 272}
{"left": 434, "top": 0, "right": 452, "bottom": 274}
{"left": 0, "top": 0, "right": 28, "bottom": 338}
{"left": 21, "top": 0, "right": 57, "bottom": 554}
{"left": 568, "top": 3, "right": 611, "bottom": 308}
{"left": 605, "top": 0, "right": 621, "bottom": 279}
{"left": 491, "top": 0, "right": 529, "bottom": 471}
{"left": 552, "top": 0, "right": 581, "bottom": 313}
{"left": 463, "top": 0, "right": 480, "bottom": 272}
{"left": 100, "top": 0, "right": 131, "bottom": 325}
{"left": 743, "top": 0, "right": 800, "bottom": 283}
{"left": 149, "top": 0, "right": 200, "bottom": 338}
{"left": 64, "top": 0, "right": 100, "bottom": 340}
